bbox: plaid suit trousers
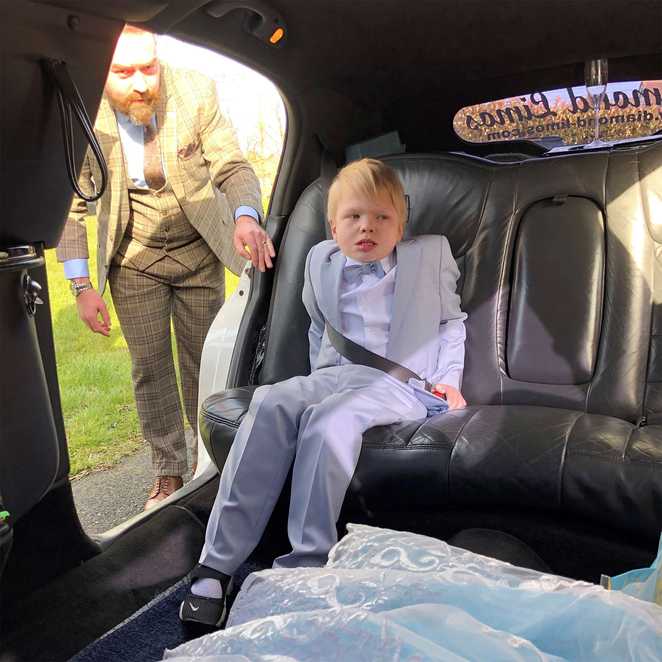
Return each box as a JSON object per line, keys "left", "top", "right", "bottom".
{"left": 108, "top": 248, "right": 224, "bottom": 475}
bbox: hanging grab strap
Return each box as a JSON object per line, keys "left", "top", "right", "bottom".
{"left": 43, "top": 59, "right": 108, "bottom": 203}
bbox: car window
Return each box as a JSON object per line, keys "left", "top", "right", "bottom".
{"left": 454, "top": 81, "right": 662, "bottom": 149}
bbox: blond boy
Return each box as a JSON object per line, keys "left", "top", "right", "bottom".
{"left": 180, "top": 158, "right": 466, "bottom": 627}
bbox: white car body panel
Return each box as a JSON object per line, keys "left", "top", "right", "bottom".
{"left": 195, "top": 265, "right": 252, "bottom": 475}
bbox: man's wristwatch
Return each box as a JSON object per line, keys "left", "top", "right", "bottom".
{"left": 70, "top": 280, "right": 93, "bottom": 297}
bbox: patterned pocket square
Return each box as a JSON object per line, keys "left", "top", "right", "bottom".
{"left": 177, "top": 140, "right": 200, "bottom": 159}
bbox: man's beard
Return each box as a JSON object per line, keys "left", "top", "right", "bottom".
{"left": 107, "top": 86, "right": 160, "bottom": 126}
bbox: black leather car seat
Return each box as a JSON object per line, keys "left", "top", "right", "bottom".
{"left": 200, "top": 142, "right": 662, "bottom": 579}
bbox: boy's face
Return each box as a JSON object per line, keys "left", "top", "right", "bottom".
{"left": 330, "top": 188, "right": 404, "bottom": 263}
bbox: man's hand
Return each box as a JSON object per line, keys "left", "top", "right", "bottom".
{"left": 432, "top": 384, "right": 466, "bottom": 410}
{"left": 75, "top": 283, "right": 111, "bottom": 337}
{"left": 233, "top": 216, "right": 276, "bottom": 273}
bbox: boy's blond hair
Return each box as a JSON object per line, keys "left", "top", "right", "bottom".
{"left": 327, "top": 158, "right": 407, "bottom": 228}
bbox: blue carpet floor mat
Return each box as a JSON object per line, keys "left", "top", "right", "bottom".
{"left": 71, "top": 560, "right": 265, "bottom": 662}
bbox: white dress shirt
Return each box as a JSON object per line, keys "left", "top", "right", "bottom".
{"left": 338, "top": 252, "right": 397, "bottom": 363}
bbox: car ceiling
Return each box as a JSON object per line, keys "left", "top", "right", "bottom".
{"left": 38, "top": 0, "right": 662, "bottom": 98}
{"left": 35, "top": 0, "right": 662, "bottom": 157}
{"left": 24, "top": 0, "right": 662, "bottom": 223}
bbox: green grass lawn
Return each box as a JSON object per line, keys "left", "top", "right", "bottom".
{"left": 47, "top": 219, "right": 239, "bottom": 477}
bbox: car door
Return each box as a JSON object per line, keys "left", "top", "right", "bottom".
{"left": 0, "top": 0, "right": 118, "bottom": 598}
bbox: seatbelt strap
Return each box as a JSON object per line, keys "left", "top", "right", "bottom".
{"left": 325, "top": 322, "right": 433, "bottom": 392}
{"left": 316, "top": 134, "right": 337, "bottom": 186}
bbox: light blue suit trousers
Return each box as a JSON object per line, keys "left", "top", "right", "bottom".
{"left": 200, "top": 365, "right": 427, "bottom": 573}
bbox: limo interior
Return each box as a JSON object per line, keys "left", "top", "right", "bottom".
{"left": 202, "top": 144, "right": 662, "bottom": 584}
{"left": 1, "top": 0, "right": 661, "bottom": 660}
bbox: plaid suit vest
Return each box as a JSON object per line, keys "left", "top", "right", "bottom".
{"left": 115, "top": 180, "right": 213, "bottom": 272}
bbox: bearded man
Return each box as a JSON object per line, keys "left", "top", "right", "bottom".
{"left": 56, "top": 25, "right": 274, "bottom": 510}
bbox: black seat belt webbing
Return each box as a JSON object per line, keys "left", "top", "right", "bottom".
{"left": 325, "top": 322, "right": 433, "bottom": 392}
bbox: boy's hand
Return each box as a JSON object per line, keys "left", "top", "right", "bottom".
{"left": 432, "top": 384, "right": 466, "bottom": 410}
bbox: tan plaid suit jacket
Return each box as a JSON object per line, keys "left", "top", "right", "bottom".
{"left": 56, "top": 64, "right": 262, "bottom": 292}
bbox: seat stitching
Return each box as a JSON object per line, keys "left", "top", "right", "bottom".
{"left": 467, "top": 168, "right": 493, "bottom": 255}
{"left": 404, "top": 419, "right": 432, "bottom": 449}
{"left": 585, "top": 153, "right": 611, "bottom": 414}
{"left": 203, "top": 413, "right": 242, "bottom": 428}
{"left": 621, "top": 423, "right": 637, "bottom": 460}
{"left": 448, "top": 407, "right": 481, "bottom": 504}
{"left": 558, "top": 411, "right": 583, "bottom": 511}
{"left": 569, "top": 451, "right": 662, "bottom": 467}
{"left": 496, "top": 166, "right": 520, "bottom": 404}
{"left": 362, "top": 443, "right": 450, "bottom": 451}
{"left": 637, "top": 146, "right": 657, "bottom": 425}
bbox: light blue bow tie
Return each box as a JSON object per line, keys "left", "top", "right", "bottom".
{"left": 344, "top": 261, "right": 386, "bottom": 283}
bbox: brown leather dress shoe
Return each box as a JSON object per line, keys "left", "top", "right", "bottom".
{"left": 144, "top": 475, "right": 183, "bottom": 510}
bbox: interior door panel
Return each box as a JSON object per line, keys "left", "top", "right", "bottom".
{"left": 0, "top": 0, "right": 120, "bottom": 589}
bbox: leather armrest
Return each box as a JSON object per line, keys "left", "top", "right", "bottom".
{"left": 199, "top": 386, "right": 258, "bottom": 470}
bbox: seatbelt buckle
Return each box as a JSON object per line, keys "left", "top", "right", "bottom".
{"left": 428, "top": 383, "right": 447, "bottom": 400}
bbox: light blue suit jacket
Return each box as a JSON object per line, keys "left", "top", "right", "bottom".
{"left": 302, "top": 235, "right": 466, "bottom": 390}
